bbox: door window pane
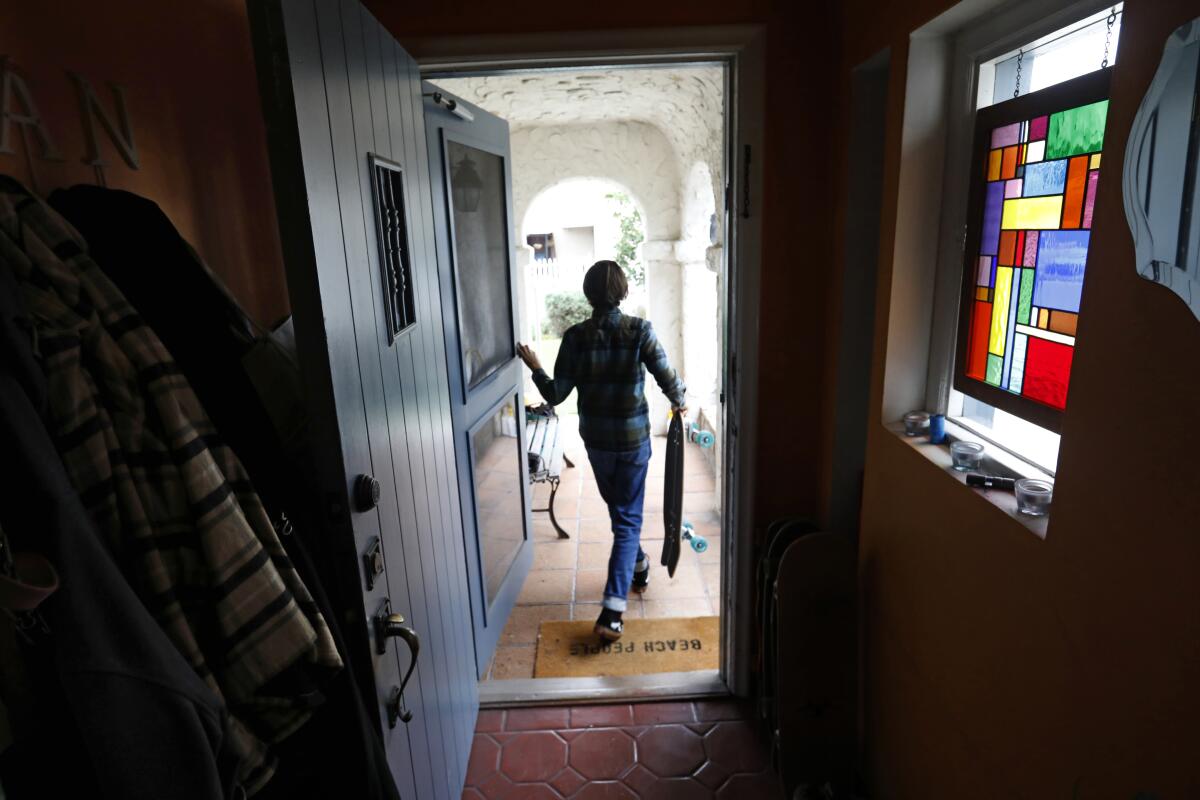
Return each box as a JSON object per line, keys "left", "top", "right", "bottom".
{"left": 470, "top": 399, "right": 524, "bottom": 604}
{"left": 447, "top": 140, "right": 514, "bottom": 388}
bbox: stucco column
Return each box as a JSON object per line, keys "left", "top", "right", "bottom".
{"left": 642, "top": 239, "right": 684, "bottom": 436}
{"left": 678, "top": 241, "right": 720, "bottom": 415}
{"left": 513, "top": 245, "right": 534, "bottom": 342}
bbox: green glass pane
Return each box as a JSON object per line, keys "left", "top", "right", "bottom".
{"left": 1017, "top": 268, "right": 1034, "bottom": 325}
{"left": 986, "top": 353, "right": 1004, "bottom": 386}
{"left": 1045, "top": 100, "right": 1109, "bottom": 160}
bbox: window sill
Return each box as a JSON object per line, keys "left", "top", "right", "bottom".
{"left": 886, "top": 420, "right": 1051, "bottom": 540}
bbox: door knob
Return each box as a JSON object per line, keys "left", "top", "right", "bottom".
{"left": 354, "top": 474, "right": 381, "bottom": 511}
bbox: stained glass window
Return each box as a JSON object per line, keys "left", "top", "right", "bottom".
{"left": 955, "top": 70, "right": 1110, "bottom": 431}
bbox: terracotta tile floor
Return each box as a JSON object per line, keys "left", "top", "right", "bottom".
{"left": 485, "top": 417, "right": 722, "bottom": 681}
{"left": 463, "top": 699, "right": 782, "bottom": 799}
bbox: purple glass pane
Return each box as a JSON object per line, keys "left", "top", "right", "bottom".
{"left": 977, "top": 256, "right": 992, "bottom": 286}
{"left": 1023, "top": 230, "right": 1039, "bottom": 266}
{"left": 1029, "top": 115, "right": 1049, "bottom": 140}
{"left": 991, "top": 122, "right": 1022, "bottom": 149}
{"left": 981, "top": 181, "right": 1005, "bottom": 256}
{"left": 1005, "top": 179, "right": 1023, "bottom": 198}
{"left": 1082, "top": 170, "right": 1100, "bottom": 228}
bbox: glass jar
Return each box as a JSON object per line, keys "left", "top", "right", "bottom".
{"left": 903, "top": 410, "right": 930, "bottom": 437}
{"left": 950, "top": 440, "right": 984, "bottom": 472}
{"left": 1015, "top": 478, "right": 1053, "bottom": 516}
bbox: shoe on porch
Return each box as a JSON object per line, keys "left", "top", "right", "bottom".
{"left": 594, "top": 607, "right": 624, "bottom": 641}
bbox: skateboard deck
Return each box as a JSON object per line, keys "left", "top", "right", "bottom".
{"left": 661, "top": 412, "right": 685, "bottom": 577}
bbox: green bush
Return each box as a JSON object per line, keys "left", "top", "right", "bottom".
{"left": 542, "top": 291, "right": 591, "bottom": 337}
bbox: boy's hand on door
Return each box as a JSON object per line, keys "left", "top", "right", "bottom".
{"left": 517, "top": 343, "right": 542, "bottom": 372}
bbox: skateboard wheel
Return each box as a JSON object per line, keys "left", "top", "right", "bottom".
{"left": 689, "top": 535, "right": 708, "bottom": 553}
{"left": 687, "top": 424, "right": 715, "bottom": 449}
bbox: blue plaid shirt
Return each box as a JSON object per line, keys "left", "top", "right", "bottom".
{"left": 532, "top": 309, "right": 686, "bottom": 452}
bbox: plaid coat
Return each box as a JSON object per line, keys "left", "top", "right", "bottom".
{"left": 0, "top": 177, "right": 341, "bottom": 795}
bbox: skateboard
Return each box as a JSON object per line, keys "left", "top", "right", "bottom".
{"left": 661, "top": 413, "right": 709, "bottom": 577}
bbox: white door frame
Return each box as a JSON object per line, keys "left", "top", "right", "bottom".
{"left": 411, "top": 25, "right": 765, "bottom": 704}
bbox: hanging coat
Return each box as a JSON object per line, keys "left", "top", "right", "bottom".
{"left": 49, "top": 184, "right": 401, "bottom": 800}
{"left": 0, "top": 176, "right": 342, "bottom": 795}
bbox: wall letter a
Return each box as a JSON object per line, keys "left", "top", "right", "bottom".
{"left": 0, "top": 57, "right": 63, "bottom": 160}
{"left": 68, "top": 72, "right": 138, "bottom": 169}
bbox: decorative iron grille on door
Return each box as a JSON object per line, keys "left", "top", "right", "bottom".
{"left": 370, "top": 154, "right": 417, "bottom": 342}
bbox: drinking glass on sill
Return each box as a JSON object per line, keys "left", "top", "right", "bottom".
{"left": 1015, "top": 478, "right": 1053, "bottom": 516}
{"left": 950, "top": 441, "right": 984, "bottom": 472}
{"left": 903, "top": 410, "right": 930, "bottom": 437}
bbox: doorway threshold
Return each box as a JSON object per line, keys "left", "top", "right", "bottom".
{"left": 478, "top": 669, "right": 726, "bottom": 708}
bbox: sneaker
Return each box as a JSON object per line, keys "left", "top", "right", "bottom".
{"left": 594, "top": 608, "right": 624, "bottom": 641}
{"left": 631, "top": 564, "right": 650, "bottom": 593}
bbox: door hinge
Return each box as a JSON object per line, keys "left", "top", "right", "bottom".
{"left": 741, "top": 145, "right": 752, "bottom": 219}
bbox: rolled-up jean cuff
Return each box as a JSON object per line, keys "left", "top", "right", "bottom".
{"left": 602, "top": 595, "right": 627, "bottom": 612}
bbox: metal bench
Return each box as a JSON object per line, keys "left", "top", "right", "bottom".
{"left": 526, "top": 405, "right": 574, "bottom": 539}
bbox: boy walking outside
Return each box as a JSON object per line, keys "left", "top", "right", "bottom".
{"left": 518, "top": 260, "right": 686, "bottom": 641}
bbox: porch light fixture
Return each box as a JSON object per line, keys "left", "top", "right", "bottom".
{"left": 451, "top": 154, "right": 483, "bottom": 213}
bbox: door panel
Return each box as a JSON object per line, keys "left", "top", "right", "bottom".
{"left": 425, "top": 88, "right": 532, "bottom": 676}
{"left": 249, "top": 1, "right": 477, "bottom": 796}
{"left": 390, "top": 49, "right": 479, "bottom": 765}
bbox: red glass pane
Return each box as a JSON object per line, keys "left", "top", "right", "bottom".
{"left": 1022, "top": 336, "right": 1073, "bottom": 409}
{"left": 966, "top": 301, "right": 993, "bottom": 380}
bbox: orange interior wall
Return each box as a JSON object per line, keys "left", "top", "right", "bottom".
{"left": 372, "top": 0, "right": 843, "bottom": 530}
{"left": 850, "top": 0, "right": 1200, "bottom": 795}
{"left": 2, "top": 0, "right": 289, "bottom": 326}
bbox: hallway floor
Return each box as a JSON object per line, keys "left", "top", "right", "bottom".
{"left": 463, "top": 699, "right": 781, "bottom": 799}
{"left": 485, "top": 418, "right": 722, "bottom": 680}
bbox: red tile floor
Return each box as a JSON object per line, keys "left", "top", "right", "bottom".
{"left": 463, "top": 699, "right": 783, "bottom": 799}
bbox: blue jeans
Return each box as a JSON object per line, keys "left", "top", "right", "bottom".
{"left": 586, "top": 440, "right": 652, "bottom": 613}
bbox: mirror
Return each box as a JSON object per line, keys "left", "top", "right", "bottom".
{"left": 1123, "top": 18, "right": 1200, "bottom": 321}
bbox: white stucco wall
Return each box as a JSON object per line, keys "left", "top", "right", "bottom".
{"left": 512, "top": 121, "right": 681, "bottom": 243}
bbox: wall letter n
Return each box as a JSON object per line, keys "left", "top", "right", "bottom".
{"left": 68, "top": 72, "right": 138, "bottom": 169}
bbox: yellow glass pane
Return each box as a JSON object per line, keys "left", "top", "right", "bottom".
{"left": 976, "top": 286, "right": 989, "bottom": 301}
{"left": 990, "top": 267, "right": 1013, "bottom": 356}
{"left": 1001, "top": 196, "right": 1064, "bottom": 230}
{"left": 1039, "top": 308, "right": 1050, "bottom": 328}
{"left": 1090, "top": 152, "right": 1102, "bottom": 169}
{"left": 987, "top": 149, "right": 1003, "bottom": 182}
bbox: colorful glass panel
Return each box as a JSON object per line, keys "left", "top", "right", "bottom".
{"left": 962, "top": 94, "right": 1108, "bottom": 413}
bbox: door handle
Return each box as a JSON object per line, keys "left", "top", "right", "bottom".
{"left": 375, "top": 602, "right": 420, "bottom": 727}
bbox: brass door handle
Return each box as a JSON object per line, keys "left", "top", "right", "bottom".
{"left": 375, "top": 607, "right": 420, "bottom": 727}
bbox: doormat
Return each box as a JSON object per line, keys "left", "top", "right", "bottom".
{"left": 533, "top": 616, "right": 719, "bottom": 678}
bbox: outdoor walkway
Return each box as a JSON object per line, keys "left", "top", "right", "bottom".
{"left": 485, "top": 420, "right": 722, "bottom": 680}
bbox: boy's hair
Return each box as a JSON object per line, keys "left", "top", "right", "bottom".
{"left": 582, "top": 260, "right": 628, "bottom": 310}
